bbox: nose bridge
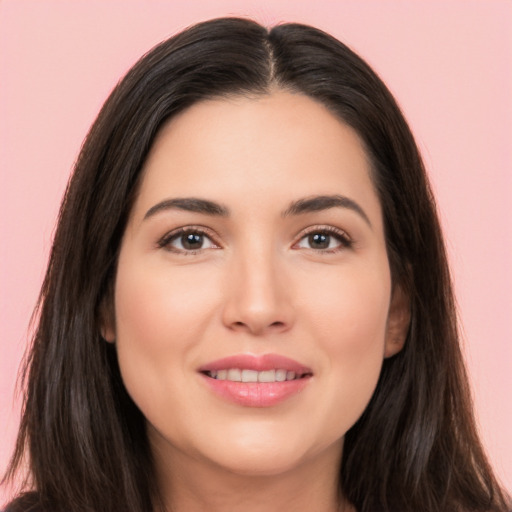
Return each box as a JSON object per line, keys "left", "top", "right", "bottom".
{"left": 222, "top": 237, "right": 292, "bottom": 334}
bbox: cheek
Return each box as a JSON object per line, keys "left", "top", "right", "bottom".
{"left": 304, "top": 258, "right": 391, "bottom": 348}
{"left": 302, "top": 260, "right": 391, "bottom": 428}
{"left": 114, "top": 254, "right": 221, "bottom": 343}
{"left": 112, "top": 255, "right": 220, "bottom": 415}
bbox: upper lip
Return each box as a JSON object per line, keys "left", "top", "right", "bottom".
{"left": 198, "top": 354, "right": 312, "bottom": 375}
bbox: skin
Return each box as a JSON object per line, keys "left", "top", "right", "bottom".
{"left": 103, "top": 90, "right": 410, "bottom": 512}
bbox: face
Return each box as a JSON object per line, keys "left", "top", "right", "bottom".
{"left": 103, "top": 91, "right": 409, "bottom": 478}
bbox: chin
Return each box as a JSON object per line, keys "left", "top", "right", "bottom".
{"left": 200, "top": 429, "right": 342, "bottom": 478}
{"left": 209, "top": 447, "right": 311, "bottom": 477}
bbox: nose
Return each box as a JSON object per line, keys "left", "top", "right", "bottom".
{"left": 221, "top": 248, "right": 294, "bottom": 336}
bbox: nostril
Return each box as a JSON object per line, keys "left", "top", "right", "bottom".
{"left": 228, "top": 319, "right": 288, "bottom": 334}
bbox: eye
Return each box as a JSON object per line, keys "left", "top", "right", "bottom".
{"left": 294, "top": 227, "right": 352, "bottom": 252}
{"left": 158, "top": 228, "right": 219, "bottom": 254}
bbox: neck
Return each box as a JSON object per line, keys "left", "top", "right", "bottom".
{"left": 152, "top": 439, "right": 353, "bottom": 512}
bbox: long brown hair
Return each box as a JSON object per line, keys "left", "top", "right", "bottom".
{"left": 3, "top": 17, "right": 510, "bottom": 512}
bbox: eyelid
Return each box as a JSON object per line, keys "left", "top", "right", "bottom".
{"left": 292, "top": 225, "right": 353, "bottom": 252}
{"left": 157, "top": 225, "right": 222, "bottom": 253}
{"left": 156, "top": 224, "right": 352, "bottom": 254}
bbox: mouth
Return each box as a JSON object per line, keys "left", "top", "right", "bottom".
{"left": 198, "top": 354, "right": 313, "bottom": 407}
{"left": 202, "top": 368, "right": 311, "bottom": 382}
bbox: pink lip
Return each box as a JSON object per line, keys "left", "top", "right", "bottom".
{"left": 198, "top": 354, "right": 312, "bottom": 408}
{"left": 198, "top": 353, "right": 312, "bottom": 374}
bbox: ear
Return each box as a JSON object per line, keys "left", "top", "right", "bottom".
{"left": 101, "top": 321, "right": 116, "bottom": 343}
{"left": 384, "top": 284, "right": 410, "bottom": 358}
{"left": 99, "top": 293, "right": 116, "bottom": 343}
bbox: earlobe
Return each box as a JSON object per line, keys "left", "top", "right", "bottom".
{"left": 100, "top": 322, "right": 116, "bottom": 343}
{"left": 99, "top": 294, "right": 116, "bottom": 343}
{"left": 384, "top": 284, "right": 411, "bottom": 358}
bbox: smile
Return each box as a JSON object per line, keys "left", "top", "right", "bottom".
{"left": 205, "top": 369, "right": 306, "bottom": 382}
{"left": 199, "top": 354, "right": 313, "bottom": 407}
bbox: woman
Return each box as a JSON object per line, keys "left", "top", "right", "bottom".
{"left": 3, "top": 17, "right": 510, "bottom": 512}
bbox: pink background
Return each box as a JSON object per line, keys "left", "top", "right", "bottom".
{"left": 1, "top": 0, "right": 511, "bottom": 503}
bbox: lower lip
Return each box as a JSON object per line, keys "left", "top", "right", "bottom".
{"left": 200, "top": 374, "right": 310, "bottom": 407}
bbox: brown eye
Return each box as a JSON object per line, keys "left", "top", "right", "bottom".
{"left": 295, "top": 228, "right": 352, "bottom": 252}
{"left": 159, "top": 229, "right": 218, "bottom": 253}
{"left": 308, "top": 233, "right": 331, "bottom": 249}
{"left": 180, "top": 232, "right": 205, "bottom": 250}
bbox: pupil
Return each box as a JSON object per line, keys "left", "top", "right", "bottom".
{"left": 182, "top": 233, "right": 203, "bottom": 250}
{"left": 309, "top": 233, "right": 329, "bottom": 249}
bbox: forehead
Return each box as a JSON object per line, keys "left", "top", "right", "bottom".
{"left": 132, "top": 91, "right": 381, "bottom": 226}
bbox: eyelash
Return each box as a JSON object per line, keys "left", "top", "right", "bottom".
{"left": 157, "top": 226, "right": 220, "bottom": 255}
{"left": 293, "top": 225, "right": 353, "bottom": 254}
{"left": 157, "top": 225, "right": 353, "bottom": 255}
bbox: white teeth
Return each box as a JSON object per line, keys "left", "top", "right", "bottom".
{"left": 241, "top": 369, "right": 258, "bottom": 383}
{"left": 227, "top": 368, "right": 241, "bottom": 382}
{"left": 208, "top": 368, "right": 303, "bottom": 382}
{"left": 275, "top": 369, "right": 287, "bottom": 382}
{"left": 258, "top": 370, "right": 275, "bottom": 383}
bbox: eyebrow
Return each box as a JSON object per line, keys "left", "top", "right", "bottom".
{"left": 144, "top": 194, "right": 371, "bottom": 227}
{"left": 144, "top": 197, "right": 230, "bottom": 219}
{"left": 282, "top": 194, "right": 372, "bottom": 227}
